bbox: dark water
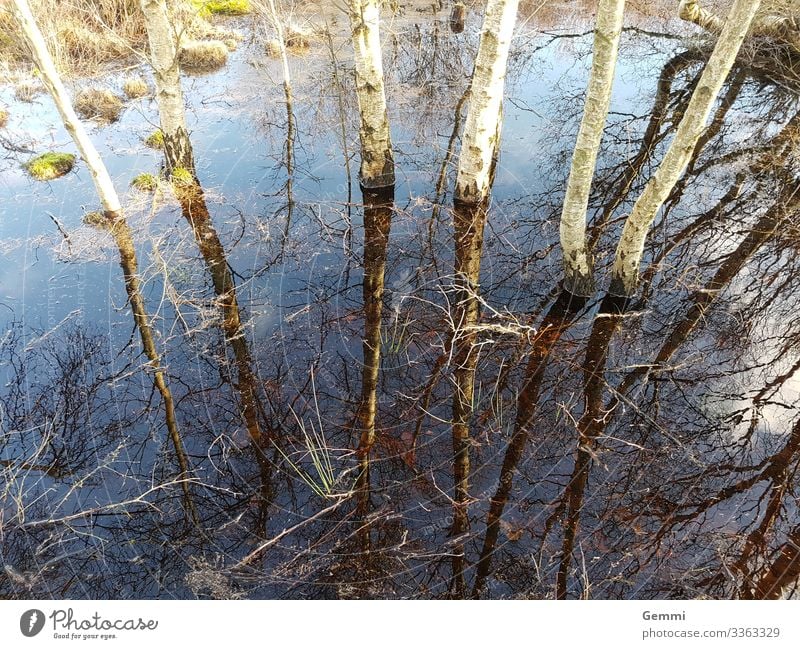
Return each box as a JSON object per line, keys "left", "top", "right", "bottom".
{"left": 2, "top": 4, "right": 800, "bottom": 599}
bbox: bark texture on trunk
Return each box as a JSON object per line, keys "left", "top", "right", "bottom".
{"left": 139, "top": 0, "right": 195, "bottom": 175}
{"left": 559, "top": 0, "right": 626, "bottom": 297}
{"left": 454, "top": 0, "right": 519, "bottom": 204}
{"left": 610, "top": 0, "right": 762, "bottom": 297}
{"left": 348, "top": 0, "right": 395, "bottom": 189}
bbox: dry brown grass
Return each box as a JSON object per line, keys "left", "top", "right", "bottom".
{"left": 74, "top": 88, "right": 125, "bottom": 123}
{"left": 1, "top": 0, "right": 145, "bottom": 76}
{"left": 179, "top": 40, "right": 229, "bottom": 72}
{"left": 0, "top": 0, "right": 238, "bottom": 78}
{"left": 122, "top": 76, "right": 149, "bottom": 99}
{"left": 0, "top": 107, "right": 8, "bottom": 129}
{"left": 14, "top": 79, "right": 43, "bottom": 103}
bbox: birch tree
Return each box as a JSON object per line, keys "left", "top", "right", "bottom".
{"left": 610, "top": 0, "right": 763, "bottom": 297}
{"left": 559, "top": 0, "right": 626, "bottom": 297}
{"left": 348, "top": 0, "right": 394, "bottom": 189}
{"left": 355, "top": 186, "right": 393, "bottom": 542}
{"left": 449, "top": 0, "right": 519, "bottom": 597}
{"left": 139, "top": 0, "right": 195, "bottom": 175}
{"left": 9, "top": 0, "right": 195, "bottom": 518}
{"left": 680, "top": 0, "right": 800, "bottom": 54}
{"left": 453, "top": 0, "right": 519, "bottom": 204}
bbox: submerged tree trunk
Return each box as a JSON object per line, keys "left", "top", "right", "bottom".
{"left": 559, "top": 0, "right": 626, "bottom": 297}
{"left": 555, "top": 296, "right": 627, "bottom": 599}
{"left": 348, "top": 0, "right": 395, "bottom": 189}
{"left": 264, "top": 0, "right": 296, "bottom": 245}
{"left": 347, "top": 0, "right": 395, "bottom": 549}
{"left": 610, "top": 0, "right": 762, "bottom": 297}
{"left": 174, "top": 179, "right": 274, "bottom": 522}
{"left": 355, "top": 186, "right": 394, "bottom": 546}
{"left": 748, "top": 524, "right": 800, "bottom": 599}
{"left": 449, "top": 198, "right": 487, "bottom": 597}
{"left": 139, "top": 0, "right": 195, "bottom": 175}
{"left": 10, "top": 0, "right": 195, "bottom": 519}
{"left": 449, "top": 0, "right": 518, "bottom": 595}
{"left": 472, "top": 290, "right": 586, "bottom": 597}
{"left": 454, "top": 0, "right": 519, "bottom": 204}
{"left": 175, "top": 183, "right": 267, "bottom": 449}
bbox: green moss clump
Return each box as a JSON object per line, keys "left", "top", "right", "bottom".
{"left": 194, "top": 0, "right": 252, "bottom": 16}
{"left": 171, "top": 167, "right": 194, "bottom": 187}
{"left": 145, "top": 129, "right": 165, "bottom": 150}
{"left": 24, "top": 152, "right": 76, "bottom": 181}
{"left": 131, "top": 173, "right": 159, "bottom": 192}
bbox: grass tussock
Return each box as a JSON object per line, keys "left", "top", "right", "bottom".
{"left": 171, "top": 167, "right": 195, "bottom": 187}
{"left": 193, "top": 0, "right": 252, "bottom": 17}
{"left": 145, "top": 129, "right": 165, "bottom": 149}
{"left": 179, "top": 40, "right": 229, "bottom": 72}
{"left": 14, "top": 79, "right": 43, "bottom": 103}
{"left": 130, "top": 172, "right": 159, "bottom": 192}
{"left": 24, "top": 152, "right": 76, "bottom": 180}
{"left": 74, "top": 88, "right": 125, "bottom": 123}
{"left": 122, "top": 76, "right": 149, "bottom": 99}
{"left": 0, "top": 107, "right": 8, "bottom": 129}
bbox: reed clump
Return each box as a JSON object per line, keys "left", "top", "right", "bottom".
{"left": 179, "top": 39, "right": 229, "bottom": 72}
{"left": 122, "top": 76, "right": 149, "bottom": 99}
{"left": 74, "top": 87, "right": 125, "bottom": 123}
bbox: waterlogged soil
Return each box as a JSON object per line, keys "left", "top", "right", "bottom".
{"left": 1, "top": 4, "right": 800, "bottom": 599}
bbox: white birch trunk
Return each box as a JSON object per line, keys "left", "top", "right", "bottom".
{"left": 348, "top": 0, "right": 394, "bottom": 189}
{"left": 610, "top": 0, "right": 762, "bottom": 297}
{"left": 454, "top": 0, "right": 519, "bottom": 204}
{"left": 680, "top": 0, "right": 800, "bottom": 52}
{"left": 139, "top": 0, "right": 194, "bottom": 174}
{"left": 679, "top": 0, "right": 724, "bottom": 33}
{"left": 10, "top": 0, "right": 197, "bottom": 518}
{"left": 559, "top": 0, "right": 626, "bottom": 296}
{"left": 10, "top": 0, "right": 121, "bottom": 215}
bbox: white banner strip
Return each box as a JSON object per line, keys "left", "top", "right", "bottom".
{"left": 0, "top": 600, "right": 797, "bottom": 648}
